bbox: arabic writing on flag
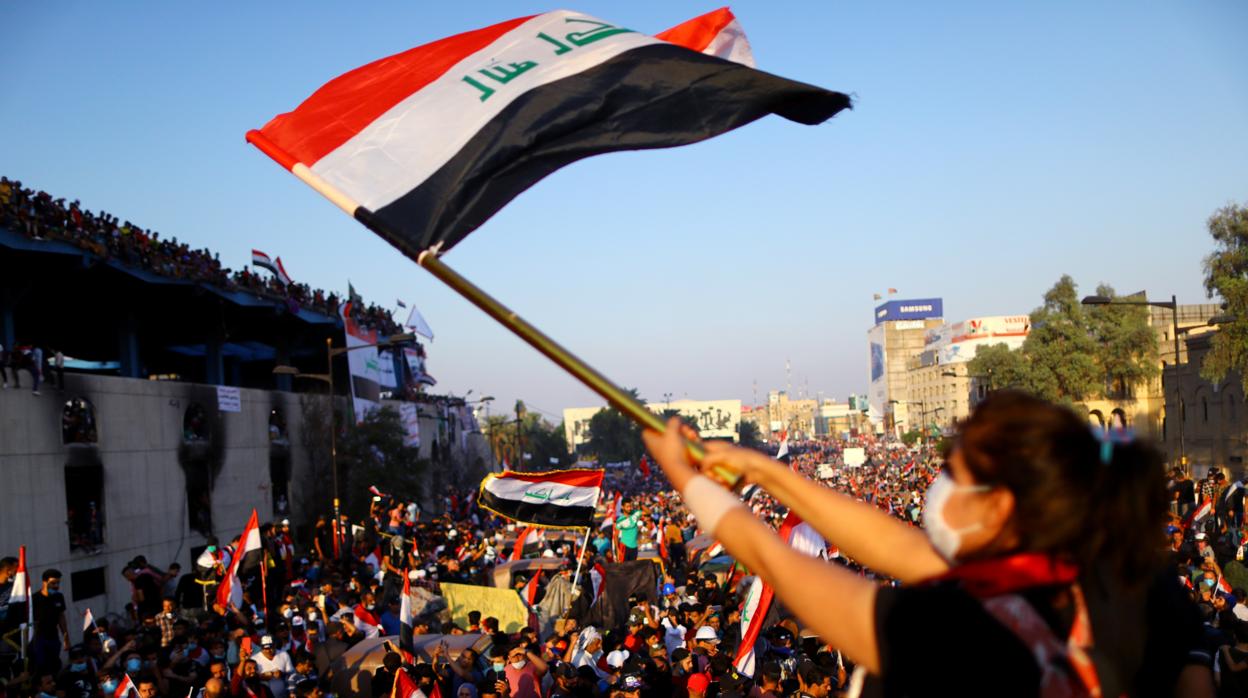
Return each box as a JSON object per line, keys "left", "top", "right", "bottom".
{"left": 246, "top": 9, "right": 849, "bottom": 260}
{"left": 479, "top": 468, "right": 604, "bottom": 528}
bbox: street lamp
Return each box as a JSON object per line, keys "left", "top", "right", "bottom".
{"left": 1081, "top": 293, "right": 1184, "bottom": 468}
{"left": 272, "top": 331, "right": 417, "bottom": 522}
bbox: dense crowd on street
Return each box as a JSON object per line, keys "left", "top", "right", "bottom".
{"left": 3, "top": 402, "right": 1248, "bottom": 697}
{"left": 0, "top": 177, "right": 400, "bottom": 337}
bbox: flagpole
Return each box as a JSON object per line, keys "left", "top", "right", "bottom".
{"left": 415, "top": 251, "right": 740, "bottom": 482}
{"left": 245, "top": 133, "right": 729, "bottom": 483}
{"left": 567, "top": 527, "right": 594, "bottom": 615}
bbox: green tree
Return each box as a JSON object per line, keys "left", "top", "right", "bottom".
{"left": 899, "top": 429, "right": 922, "bottom": 447}
{"left": 586, "top": 389, "right": 644, "bottom": 463}
{"left": 737, "top": 420, "right": 764, "bottom": 450}
{"left": 1021, "top": 275, "right": 1102, "bottom": 403}
{"left": 1201, "top": 203, "right": 1248, "bottom": 392}
{"left": 1084, "top": 285, "right": 1159, "bottom": 398}
{"left": 338, "top": 407, "right": 425, "bottom": 518}
{"left": 967, "top": 342, "right": 1033, "bottom": 392}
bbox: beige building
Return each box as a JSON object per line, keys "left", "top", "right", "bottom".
{"left": 740, "top": 391, "right": 819, "bottom": 440}
{"left": 869, "top": 317, "right": 945, "bottom": 435}
{"left": 1163, "top": 328, "right": 1246, "bottom": 473}
{"left": 907, "top": 315, "right": 1031, "bottom": 430}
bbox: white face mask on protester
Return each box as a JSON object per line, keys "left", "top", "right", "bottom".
{"left": 922, "top": 471, "right": 991, "bottom": 562}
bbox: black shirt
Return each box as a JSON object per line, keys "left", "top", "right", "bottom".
{"left": 866, "top": 570, "right": 1205, "bottom": 698}
{"left": 32, "top": 590, "right": 66, "bottom": 638}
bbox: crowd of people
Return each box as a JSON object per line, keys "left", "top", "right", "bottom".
{"left": 3, "top": 393, "right": 1247, "bottom": 697}
{"left": 0, "top": 177, "right": 400, "bottom": 337}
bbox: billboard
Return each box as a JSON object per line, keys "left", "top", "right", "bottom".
{"left": 563, "top": 398, "right": 742, "bottom": 451}
{"left": 923, "top": 315, "right": 1030, "bottom": 364}
{"left": 874, "top": 298, "right": 943, "bottom": 325}
{"left": 867, "top": 323, "right": 887, "bottom": 418}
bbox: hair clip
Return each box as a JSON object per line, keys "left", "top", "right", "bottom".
{"left": 1092, "top": 426, "right": 1135, "bottom": 465}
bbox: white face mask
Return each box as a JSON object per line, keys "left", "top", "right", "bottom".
{"left": 511, "top": 659, "right": 527, "bottom": 670}
{"left": 922, "top": 472, "right": 990, "bottom": 562}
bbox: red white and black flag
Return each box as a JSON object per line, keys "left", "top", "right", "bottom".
{"left": 246, "top": 9, "right": 849, "bottom": 259}
{"left": 216, "top": 509, "right": 262, "bottom": 611}
{"left": 479, "top": 469, "right": 604, "bottom": 528}
{"left": 399, "top": 571, "right": 415, "bottom": 658}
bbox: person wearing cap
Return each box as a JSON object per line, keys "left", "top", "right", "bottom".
{"left": 611, "top": 672, "right": 644, "bottom": 698}
{"left": 252, "top": 635, "right": 294, "bottom": 698}
{"left": 645, "top": 394, "right": 1215, "bottom": 696}
{"left": 549, "top": 661, "right": 581, "bottom": 698}
{"left": 685, "top": 671, "right": 710, "bottom": 698}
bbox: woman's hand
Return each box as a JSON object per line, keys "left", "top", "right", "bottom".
{"left": 700, "top": 441, "right": 784, "bottom": 489}
{"left": 641, "top": 418, "right": 703, "bottom": 492}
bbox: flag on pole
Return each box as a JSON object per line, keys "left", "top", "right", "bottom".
{"left": 396, "top": 299, "right": 408, "bottom": 309}
{"left": 653, "top": 7, "right": 755, "bottom": 68}
{"left": 252, "top": 250, "right": 279, "bottom": 276}
{"left": 391, "top": 666, "right": 420, "bottom": 698}
{"left": 399, "top": 572, "right": 415, "bottom": 659}
{"left": 512, "top": 527, "right": 535, "bottom": 561}
{"left": 600, "top": 492, "right": 621, "bottom": 531}
{"left": 115, "top": 674, "right": 140, "bottom": 698}
{"left": 638, "top": 455, "right": 651, "bottom": 477}
{"left": 524, "top": 571, "right": 541, "bottom": 607}
{"left": 274, "top": 257, "right": 293, "bottom": 286}
{"left": 479, "top": 469, "right": 604, "bottom": 528}
{"left": 776, "top": 430, "right": 790, "bottom": 468}
{"left": 404, "top": 306, "right": 436, "bottom": 341}
{"left": 1183, "top": 500, "right": 1213, "bottom": 530}
{"left": 369, "top": 485, "right": 387, "bottom": 499}
{"left": 888, "top": 288, "right": 898, "bottom": 295}
{"left": 83, "top": 608, "right": 98, "bottom": 636}
{"left": 589, "top": 563, "right": 606, "bottom": 605}
{"left": 732, "top": 511, "right": 825, "bottom": 676}
{"left": 873, "top": 293, "right": 882, "bottom": 301}
{"left": 216, "top": 510, "right": 262, "bottom": 611}
{"left": 245, "top": 9, "right": 850, "bottom": 259}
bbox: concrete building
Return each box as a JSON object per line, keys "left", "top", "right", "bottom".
{"left": 0, "top": 374, "right": 490, "bottom": 643}
{"left": 563, "top": 398, "right": 742, "bottom": 452}
{"left": 867, "top": 298, "right": 945, "bottom": 434}
{"left": 1163, "top": 328, "right": 1247, "bottom": 475}
{"left": 907, "top": 315, "right": 1031, "bottom": 429}
{"left": 814, "top": 400, "right": 871, "bottom": 438}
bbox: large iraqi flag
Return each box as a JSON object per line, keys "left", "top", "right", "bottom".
{"left": 479, "top": 469, "right": 604, "bottom": 528}
{"left": 246, "top": 8, "right": 850, "bottom": 258}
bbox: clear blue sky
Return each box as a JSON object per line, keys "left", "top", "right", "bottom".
{"left": 3, "top": 1, "right": 1246, "bottom": 421}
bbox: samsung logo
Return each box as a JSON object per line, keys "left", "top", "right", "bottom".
{"left": 900, "top": 305, "right": 933, "bottom": 313}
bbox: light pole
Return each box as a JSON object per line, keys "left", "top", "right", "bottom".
{"left": 274, "top": 331, "right": 415, "bottom": 521}
{"left": 1081, "top": 294, "right": 1184, "bottom": 468}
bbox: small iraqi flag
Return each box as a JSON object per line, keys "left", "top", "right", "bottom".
{"left": 524, "top": 571, "right": 542, "bottom": 607}
{"left": 216, "top": 510, "right": 262, "bottom": 611}
{"left": 479, "top": 468, "right": 604, "bottom": 528}
{"left": 777, "top": 430, "right": 790, "bottom": 467}
{"left": 114, "top": 674, "right": 139, "bottom": 698}
{"left": 1183, "top": 500, "right": 1213, "bottom": 530}
{"left": 246, "top": 8, "right": 849, "bottom": 260}
{"left": 399, "top": 571, "right": 415, "bottom": 659}
{"left": 638, "top": 455, "right": 651, "bottom": 477}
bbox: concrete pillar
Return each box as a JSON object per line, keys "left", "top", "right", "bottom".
{"left": 117, "top": 310, "right": 141, "bottom": 378}
{"left": 205, "top": 341, "right": 223, "bottom": 386}
{"left": 274, "top": 341, "right": 292, "bottom": 392}
{"left": 0, "top": 288, "right": 14, "bottom": 350}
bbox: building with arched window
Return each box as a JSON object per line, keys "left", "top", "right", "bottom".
{"left": 1164, "top": 329, "right": 1247, "bottom": 476}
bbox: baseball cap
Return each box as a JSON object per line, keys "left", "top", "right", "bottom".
{"left": 260, "top": 635, "right": 275, "bottom": 648}
{"left": 628, "top": 612, "right": 645, "bottom": 626}
{"left": 687, "top": 673, "right": 710, "bottom": 692}
{"left": 695, "top": 626, "right": 720, "bottom": 643}
{"left": 619, "top": 673, "right": 645, "bottom": 692}
{"left": 554, "top": 662, "right": 578, "bottom": 679}
{"left": 1196, "top": 532, "right": 1208, "bottom": 540}
{"left": 662, "top": 583, "right": 676, "bottom": 596}
{"left": 606, "top": 649, "right": 630, "bottom": 668}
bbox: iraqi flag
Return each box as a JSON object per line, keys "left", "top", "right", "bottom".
{"left": 524, "top": 571, "right": 542, "bottom": 607}
{"left": 479, "top": 468, "right": 604, "bottom": 528}
{"left": 391, "top": 667, "right": 420, "bottom": 698}
{"left": 245, "top": 9, "right": 849, "bottom": 260}
{"left": 83, "top": 608, "right": 98, "bottom": 636}
{"left": 600, "top": 492, "right": 622, "bottom": 531}
{"left": 114, "top": 674, "right": 139, "bottom": 698}
{"left": 776, "top": 430, "right": 790, "bottom": 468}
{"left": 638, "top": 455, "right": 651, "bottom": 477}
{"left": 589, "top": 563, "right": 607, "bottom": 605}
{"left": 399, "top": 572, "right": 415, "bottom": 659}
{"left": 216, "top": 510, "right": 262, "bottom": 611}
{"left": 354, "top": 601, "right": 383, "bottom": 638}
{"left": 512, "top": 526, "right": 536, "bottom": 561}
{"left": 1184, "top": 500, "right": 1213, "bottom": 530}
{"left": 252, "top": 249, "right": 280, "bottom": 277}
{"left": 732, "top": 511, "right": 825, "bottom": 676}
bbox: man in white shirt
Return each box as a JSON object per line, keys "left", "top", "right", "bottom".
{"left": 253, "top": 635, "right": 295, "bottom": 698}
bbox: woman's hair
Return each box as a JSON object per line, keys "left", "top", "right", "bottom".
{"left": 948, "top": 390, "right": 1167, "bottom": 585}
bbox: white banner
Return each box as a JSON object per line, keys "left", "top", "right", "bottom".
{"left": 216, "top": 386, "right": 241, "bottom": 413}
{"left": 400, "top": 402, "right": 420, "bottom": 448}
{"left": 377, "top": 350, "right": 398, "bottom": 389}
{"left": 341, "top": 304, "right": 380, "bottom": 421}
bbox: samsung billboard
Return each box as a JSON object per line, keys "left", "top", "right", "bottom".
{"left": 873, "top": 298, "right": 943, "bottom": 325}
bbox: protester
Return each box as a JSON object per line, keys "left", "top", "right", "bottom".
{"left": 645, "top": 390, "right": 1217, "bottom": 696}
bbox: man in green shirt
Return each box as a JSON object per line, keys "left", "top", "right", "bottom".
{"left": 616, "top": 504, "right": 641, "bottom": 561}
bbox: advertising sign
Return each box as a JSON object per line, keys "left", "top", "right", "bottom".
{"left": 867, "top": 323, "right": 887, "bottom": 418}
{"left": 874, "top": 298, "right": 943, "bottom": 325}
{"left": 216, "top": 386, "right": 241, "bottom": 413}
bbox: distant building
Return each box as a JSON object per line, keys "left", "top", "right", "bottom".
{"left": 562, "top": 398, "right": 742, "bottom": 453}
{"left": 867, "top": 298, "right": 945, "bottom": 434}
{"left": 1163, "top": 327, "right": 1246, "bottom": 475}
{"left": 908, "top": 315, "right": 1031, "bottom": 429}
